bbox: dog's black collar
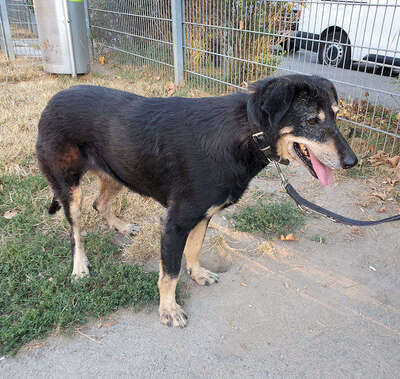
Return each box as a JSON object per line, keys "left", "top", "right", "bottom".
{"left": 251, "top": 131, "right": 289, "bottom": 165}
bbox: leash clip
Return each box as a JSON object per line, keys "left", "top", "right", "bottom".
{"left": 271, "top": 160, "right": 288, "bottom": 189}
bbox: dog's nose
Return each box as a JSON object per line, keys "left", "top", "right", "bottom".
{"left": 342, "top": 151, "right": 358, "bottom": 169}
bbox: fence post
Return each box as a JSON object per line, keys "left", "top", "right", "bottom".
{"left": 83, "top": 0, "right": 94, "bottom": 62}
{"left": 0, "top": 0, "right": 15, "bottom": 60}
{"left": 171, "top": 0, "right": 184, "bottom": 86}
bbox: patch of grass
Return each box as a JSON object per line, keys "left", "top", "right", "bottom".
{"left": 311, "top": 234, "right": 326, "bottom": 244}
{"left": 231, "top": 200, "right": 305, "bottom": 238}
{"left": 0, "top": 172, "right": 159, "bottom": 356}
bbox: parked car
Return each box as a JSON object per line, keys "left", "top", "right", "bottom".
{"left": 290, "top": 0, "right": 400, "bottom": 70}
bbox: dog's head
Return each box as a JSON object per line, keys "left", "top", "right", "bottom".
{"left": 247, "top": 75, "right": 358, "bottom": 185}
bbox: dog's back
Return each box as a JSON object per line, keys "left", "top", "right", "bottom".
{"left": 36, "top": 85, "right": 249, "bottom": 206}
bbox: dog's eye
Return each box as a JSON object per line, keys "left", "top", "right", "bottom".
{"left": 307, "top": 118, "right": 319, "bottom": 126}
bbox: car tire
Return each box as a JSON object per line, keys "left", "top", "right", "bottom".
{"left": 318, "top": 31, "right": 351, "bottom": 69}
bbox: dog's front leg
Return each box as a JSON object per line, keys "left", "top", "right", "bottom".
{"left": 158, "top": 214, "right": 191, "bottom": 328}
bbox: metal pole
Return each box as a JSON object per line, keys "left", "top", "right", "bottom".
{"left": 0, "top": 0, "right": 15, "bottom": 60}
{"left": 83, "top": 0, "right": 93, "bottom": 62}
{"left": 171, "top": 0, "right": 184, "bottom": 86}
{"left": 62, "top": 0, "right": 77, "bottom": 78}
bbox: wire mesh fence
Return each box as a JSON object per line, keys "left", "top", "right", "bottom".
{"left": 88, "top": 0, "right": 174, "bottom": 77}
{"left": 182, "top": 0, "right": 400, "bottom": 155}
{"left": 86, "top": 0, "right": 400, "bottom": 155}
{"left": 0, "top": 0, "right": 399, "bottom": 155}
{"left": 5, "top": 0, "right": 40, "bottom": 58}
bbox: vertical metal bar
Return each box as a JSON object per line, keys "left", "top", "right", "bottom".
{"left": 62, "top": 0, "right": 77, "bottom": 78}
{"left": 83, "top": 0, "right": 93, "bottom": 61}
{"left": 0, "top": 7, "right": 8, "bottom": 59}
{"left": 0, "top": 0, "right": 14, "bottom": 60}
{"left": 172, "top": 0, "right": 184, "bottom": 86}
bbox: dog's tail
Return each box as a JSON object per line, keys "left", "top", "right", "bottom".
{"left": 48, "top": 196, "right": 61, "bottom": 214}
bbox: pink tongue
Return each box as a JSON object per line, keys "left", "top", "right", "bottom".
{"left": 308, "top": 149, "right": 333, "bottom": 186}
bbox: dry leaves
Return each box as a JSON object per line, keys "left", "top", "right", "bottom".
{"left": 98, "top": 56, "right": 106, "bottom": 65}
{"left": 4, "top": 210, "right": 18, "bottom": 219}
{"left": 372, "top": 192, "right": 387, "bottom": 201}
{"left": 280, "top": 233, "right": 298, "bottom": 241}
{"left": 368, "top": 151, "right": 400, "bottom": 170}
{"left": 165, "top": 82, "right": 176, "bottom": 96}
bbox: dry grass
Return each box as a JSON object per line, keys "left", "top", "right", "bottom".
{"left": 0, "top": 57, "right": 206, "bottom": 264}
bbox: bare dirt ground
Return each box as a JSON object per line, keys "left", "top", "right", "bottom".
{"left": 1, "top": 58, "right": 400, "bottom": 378}
{"left": 2, "top": 164, "right": 400, "bottom": 378}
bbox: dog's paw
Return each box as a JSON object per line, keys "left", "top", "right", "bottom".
{"left": 159, "top": 304, "right": 188, "bottom": 328}
{"left": 114, "top": 222, "right": 140, "bottom": 236}
{"left": 188, "top": 267, "right": 219, "bottom": 286}
{"left": 71, "top": 266, "right": 90, "bottom": 282}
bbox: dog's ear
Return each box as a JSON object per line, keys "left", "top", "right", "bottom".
{"left": 247, "top": 78, "right": 295, "bottom": 129}
{"left": 311, "top": 75, "right": 338, "bottom": 103}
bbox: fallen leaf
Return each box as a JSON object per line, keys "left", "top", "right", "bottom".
{"left": 239, "top": 19, "right": 244, "bottom": 30}
{"left": 155, "top": 76, "right": 161, "bottom": 81}
{"left": 387, "top": 156, "right": 400, "bottom": 168}
{"left": 369, "top": 152, "right": 383, "bottom": 160}
{"left": 377, "top": 207, "right": 386, "bottom": 213}
{"left": 4, "top": 210, "right": 18, "bottom": 219}
{"left": 98, "top": 56, "right": 106, "bottom": 65}
{"left": 280, "top": 233, "right": 298, "bottom": 241}
{"left": 240, "top": 282, "right": 247, "bottom": 287}
{"left": 372, "top": 192, "right": 386, "bottom": 201}
{"left": 179, "top": 80, "right": 186, "bottom": 88}
{"left": 165, "top": 82, "right": 176, "bottom": 96}
{"left": 365, "top": 91, "right": 369, "bottom": 97}
{"left": 103, "top": 320, "right": 118, "bottom": 328}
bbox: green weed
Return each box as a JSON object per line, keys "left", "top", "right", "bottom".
{"left": 231, "top": 200, "right": 305, "bottom": 238}
{"left": 311, "top": 234, "right": 326, "bottom": 244}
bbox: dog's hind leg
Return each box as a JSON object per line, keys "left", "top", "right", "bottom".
{"left": 92, "top": 171, "right": 139, "bottom": 234}
{"left": 62, "top": 185, "right": 89, "bottom": 279}
{"left": 58, "top": 183, "right": 89, "bottom": 280}
{"left": 184, "top": 219, "right": 219, "bottom": 286}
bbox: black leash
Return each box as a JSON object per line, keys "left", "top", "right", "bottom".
{"left": 251, "top": 132, "right": 400, "bottom": 227}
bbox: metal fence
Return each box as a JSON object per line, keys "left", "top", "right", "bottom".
{"left": 1, "top": 1, "right": 399, "bottom": 155}
{"left": 0, "top": 0, "right": 40, "bottom": 59}
{"left": 86, "top": 0, "right": 400, "bottom": 155}
{"left": 88, "top": 0, "right": 174, "bottom": 76}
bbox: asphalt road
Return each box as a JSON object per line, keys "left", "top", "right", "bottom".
{"left": 277, "top": 50, "right": 400, "bottom": 111}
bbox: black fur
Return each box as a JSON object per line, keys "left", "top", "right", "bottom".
{"left": 36, "top": 74, "right": 357, "bottom": 278}
{"left": 48, "top": 196, "right": 61, "bottom": 214}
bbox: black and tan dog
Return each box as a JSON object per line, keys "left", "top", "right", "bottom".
{"left": 36, "top": 75, "right": 357, "bottom": 327}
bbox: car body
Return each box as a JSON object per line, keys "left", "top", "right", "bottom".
{"left": 292, "top": 0, "right": 400, "bottom": 70}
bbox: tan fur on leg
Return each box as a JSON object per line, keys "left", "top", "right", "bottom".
{"left": 93, "top": 171, "right": 138, "bottom": 234}
{"left": 70, "top": 186, "right": 89, "bottom": 279}
{"left": 184, "top": 219, "right": 219, "bottom": 286}
{"left": 158, "top": 264, "right": 187, "bottom": 327}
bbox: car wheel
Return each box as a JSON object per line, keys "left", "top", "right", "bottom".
{"left": 318, "top": 31, "right": 351, "bottom": 69}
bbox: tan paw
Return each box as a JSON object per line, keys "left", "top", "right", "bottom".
{"left": 71, "top": 266, "right": 89, "bottom": 282}
{"left": 113, "top": 222, "right": 140, "bottom": 235}
{"left": 159, "top": 304, "right": 188, "bottom": 328}
{"left": 72, "top": 259, "right": 90, "bottom": 282}
{"left": 188, "top": 267, "right": 219, "bottom": 286}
